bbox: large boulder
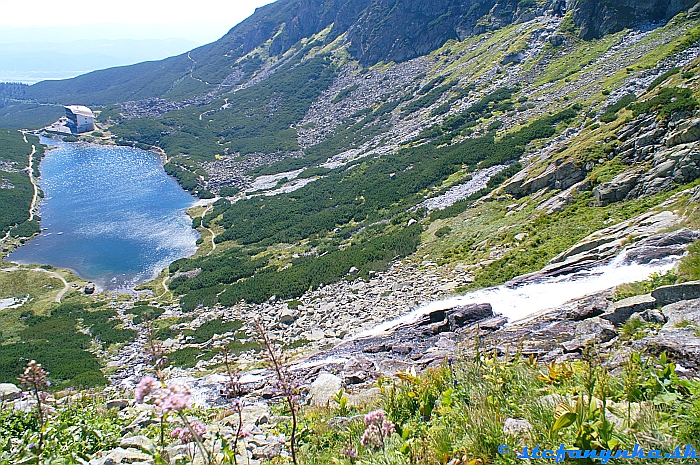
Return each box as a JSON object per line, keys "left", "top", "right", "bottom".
{"left": 307, "top": 372, "right": 343, "bottom": 407}
{"left": 644, "top": 298, "right": 700, "bottom": 371}
{"left": 412, "top": 303, "right": 493, "bottom": 335}
{"left": 562, "top": 317, "right": 617, "bottom": 352}
{"left": 0, "top": 383, "right": 21, "bottom": 400}
{"left": 651, "top": 281, "right": 700, "bottom": 306}
{"left": 601, "top": 294, "right": 657, "bottom": 326}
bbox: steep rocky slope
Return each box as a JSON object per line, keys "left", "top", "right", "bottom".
{"left": 3, "top": 1, "right": 700, "bottom": 464}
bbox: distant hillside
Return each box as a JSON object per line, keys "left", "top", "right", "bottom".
{"left": 13, "top": 0, "right": 695, "bottom": 107}
{"left": 0, "top": 38, "right": 199, "bottom": 84}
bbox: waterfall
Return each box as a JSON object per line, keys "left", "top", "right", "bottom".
{"left": 358, "top": 252, "right": 681, "bottom": 338}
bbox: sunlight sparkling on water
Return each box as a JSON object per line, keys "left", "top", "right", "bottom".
{"left": 6, "top": 138, "right": 198, "bottom": 291}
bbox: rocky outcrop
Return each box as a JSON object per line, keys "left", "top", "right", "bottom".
{"left": 601, "top": 294, "right": 658, "bottom": 326}
{"left": 503, "top": 159, "right": 585, "bottom": 198}
{"left": 666, "top": 117, "right": 700, "bottom": 147}
{"left": 651, "top": 281, "right": 700, "bottom": 306}
{"left": 510, "top": 212, "right": 697, "bottom": 283}
{"left": 594, "top": 142, "right": 700, "bottom": 206}
{"left": 285, "top": 303, "right": 500, "bottom": 386}
{"left": 347, "top": 0, "right": 556, "bottom": 66}
{"left": 644, "top": 297, "right": 700, "bottom": 371}
{"left": 569, "top": 0, "right": 699, "bottom": 40}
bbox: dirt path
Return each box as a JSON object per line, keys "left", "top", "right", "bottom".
{"left": 27, "top": 145, "right": 39, "bottom": 221}
{"left": 202, "top": 205, "right": 217, "bottom": 256}
{"left": 1, "top": 267, "right": 70, "bottom": 303}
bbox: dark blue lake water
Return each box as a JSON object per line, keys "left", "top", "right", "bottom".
{"left": 7, "top": 138, "right": 199, "bottom": 290}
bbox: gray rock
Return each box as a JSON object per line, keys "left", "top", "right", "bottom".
{"left": 106, "top": 399, "right": 130, "bottom": 410}
{"left": 651, "top": 281, "right": 700, "bottom": 306}
{"left": 88, "top": 447, "right": 154, "bottom": 465}
{"left": 120, "top": 411, "right": 158, "bottom": 436}
{"left": 505, "top": 159, "right": 584, "bottom": 199}
{"left": 549, "top": 34, "right": 566, "bottom": 46}
{"left": 593, "top": 168, "right": 642, "bottom": 205}
{"left": 601, "top": 294, "right": 657, "bottom": 326}
{"left": 595, "top": 143, "right": 700, "bottom": 206}
{"left": 241, "top": 404, "right": 272, "bottom": 427}
{"left": 666, "top": 118, "right": 700, "bottom": 147}
{"left": 119, "top": 436, "right": 155, "bottom": 454}
{"left": 279, "top": 308, "right": 297, "bottom": 324}
{"left": 622, "top": 228, "right": 700, "bottom": 263}
{"left": 640, "top": 308, "right": 666, "bottom": 324}
{"left": 644, "top": 298, "right": 700, "bottom": 372}
{"left": 564, "top": 293, "right": 609, "bottom": 321}
{"left": 254, "top": 442, "right": 283, "bottom": 459}
{"left": 307, "top": 372, "right": 343, "bottom": 407}
{"left": 564, "top": 317, "right": 617, "bottom": 352}
{"left": 503, "top": 418, "right": 533, "bottom": 435}
{"left": 0, "top": 383, "right": 21, "bottom": 400}
{"left": 577, "top": 317, "right": 617, "bottom": 342}
{"left": 411, "top": 303, "right": 493, "bottom": 336}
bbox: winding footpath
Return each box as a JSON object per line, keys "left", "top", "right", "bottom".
{"left": 26, "top": 145, "right": 39, "bottom": 221}
{"left": 1, "top": 136, "right": 39, "bottom": 245}
{"left": 161, "top": 202, "right": 218, "bottom": 295}
{"left": 1, "top": 267, "right": 70, "bottom": 303}
{"left": 202, "top": 204, "right": 217, "bottom": 256}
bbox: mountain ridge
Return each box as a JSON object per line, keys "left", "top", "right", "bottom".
{"left": 8, "top": 0, "right": 693, "bottom": 108}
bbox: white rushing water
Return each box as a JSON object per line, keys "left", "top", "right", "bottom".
{"left": 359, "top": 252, "right": 681, "bottom": 338}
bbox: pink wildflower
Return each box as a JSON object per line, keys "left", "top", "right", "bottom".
{"left": 364, "top": 409, "right": 386, "bottom": 426}
{"left": 190, "top": 420, "right": 207, "bottom": 438}
{"left": 360, "top": 409, "right": 395, "bottom": 449}
{"left": 134, "top": 376, "right": 159, "bottom": 403}
{"left": 135, "top": 378, "right": 192, "bottom": 412}
{"left": 360, "top": 424, "right": 382, "bottom": 448}
{"left": 170, "top": 421, "right": 207, "bottom": 444}
{"left": 382, "top": 418, "right": 396, "bottom": 437}
{"left": 157, "top": 384, "right": 192, "bottom": 412}
{"left": 170, "top": 427, "right": 192, "bottom": 444}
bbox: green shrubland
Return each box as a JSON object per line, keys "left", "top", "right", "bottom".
{"left": 0, "top": 303, "right": 136, "bottom": 388}
{"left": 295, "top": 350, "right": 700, "bottom": 464}
{"left": 0, "top": 130, "right": 35, "bottom": 236}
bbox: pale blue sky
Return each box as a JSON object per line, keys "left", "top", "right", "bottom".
{"left": 0, "top": 0, "right": 276, "bottom": 45}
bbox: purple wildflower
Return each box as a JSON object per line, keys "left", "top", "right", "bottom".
{"left": 342, "top": 446, "right": 358, "bottom": 459}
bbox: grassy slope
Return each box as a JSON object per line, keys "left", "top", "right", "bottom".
{"left": 152, "top": 12, "right": 700, "bottom": 313}
{"left": 2, "top": 3, "right": 700, "bottom": 409}
{"left": 2, "top": 11, "right": 700, "bottom": 465}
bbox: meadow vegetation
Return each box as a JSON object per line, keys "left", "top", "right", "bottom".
{"left": 294, "top": 350, "right": 700, "bottom": 464}
{"left": 0, "top": 129, "right": 39, "bottom": 236}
